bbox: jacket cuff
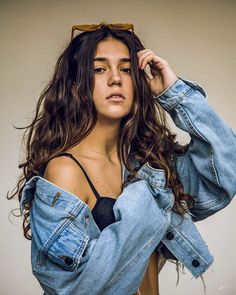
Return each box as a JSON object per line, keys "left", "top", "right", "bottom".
{"left": 153, "top": 77, "right": 208, "bottom": 111}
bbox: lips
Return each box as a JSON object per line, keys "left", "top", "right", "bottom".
{"left": 106, "top": 93, "right": 125, "bottom": 100}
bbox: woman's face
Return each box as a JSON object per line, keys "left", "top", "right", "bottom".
{"left": 92, "top": 37, "right": 134, "bottom": 122}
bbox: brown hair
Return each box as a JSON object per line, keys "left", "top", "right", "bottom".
{"left": 8, "top": 26, "right": 193, "bottom": 240}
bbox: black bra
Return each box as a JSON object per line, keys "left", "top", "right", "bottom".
{"left": 54, "top": 152, "right": 116, "bottom": 231}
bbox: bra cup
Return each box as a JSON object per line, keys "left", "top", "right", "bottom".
{"left": 91, "top": 197, "right": 116, "bottom": 231}
{"left": 53, "top": 153, "right": 118, "bottom": 232}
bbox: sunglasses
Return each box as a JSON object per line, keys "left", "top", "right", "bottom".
{"left": 71, "top": 22, "right": 134, "bottom": 40}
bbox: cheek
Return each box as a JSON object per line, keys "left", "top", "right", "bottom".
{"left": 128, "top": 80, "right": 134, "bottom": 96}
{"left": 92, "top": 80, "right": 103, "bottom": 98}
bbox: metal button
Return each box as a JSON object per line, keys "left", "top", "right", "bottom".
{"left": 192, "top": 259, "right": 200, "bottom": 267}
{"left": 52, "top": 192, "right": 61, "bottom": 206}
{"left": 166, "top": 232, "right": 174, "bottom": 240}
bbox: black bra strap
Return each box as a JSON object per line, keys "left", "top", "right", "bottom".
{"left": 54, "top": 152, "right": 101, "bottom": 200}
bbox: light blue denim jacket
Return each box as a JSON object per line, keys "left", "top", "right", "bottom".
{"left": 20, "top": 78, "right": 236, "bottom": 295}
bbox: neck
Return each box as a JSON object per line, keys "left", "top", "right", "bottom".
{"left": 75, "top": 119, "right": 121, "bottom": 161}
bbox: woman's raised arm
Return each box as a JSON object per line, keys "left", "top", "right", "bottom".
{"left": 155, "top": 77, "right": 236, "bottom": 221}
{"left": 138, "top": 49, "right": 236, "bottom": 220}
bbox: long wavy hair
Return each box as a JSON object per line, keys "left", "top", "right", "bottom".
{"left": 8, "top": 25, "right": 193, "bottom": 240}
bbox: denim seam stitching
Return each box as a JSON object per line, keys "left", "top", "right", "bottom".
{"left": 190, "top": 191, "right": 230, "bottom": 210}
{"left": 160, "top": 87, "right": 193, "bottom": 111}
{"left": 209, "top": 147, "right": 221, "bottom": 188}
{"left": 176, "top": 103, "right": 223, "bottom": 189}
{"left": 36, "top": 189, "right": 86, "bottom": 218}
{"left": 69, "top": 222, "right": 91, "bottom": 267}
{"left": 107, "top": 223, "right": 169, "bottom": 286}
{"left": 166, "top": 226, "right": 211, "bottom": 268}
{"left": 42, "top": 217, "right": 89, "bottom": 271}
{"left": 135, "top": 172, "right": 166, "bottom": 189}
{"left": 152, "top": 77, "right": 180, "bottom": 99}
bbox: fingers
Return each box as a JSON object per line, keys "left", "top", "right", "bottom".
{"left": 137, "top": 49, "right": 178, "bottom": 94}
{"left": 137, "top": 49, "right": 167, "bottom": 71}
{"left": 137, "top": 50, "right": 154, "bottom": 69}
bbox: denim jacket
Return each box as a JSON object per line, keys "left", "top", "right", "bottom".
{"left": 20, "top": 78, "right": 236, "bottom": 295}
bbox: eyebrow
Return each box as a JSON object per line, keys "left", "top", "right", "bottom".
{"left": 94, "top": 57, "right": 131, "bottom": 63}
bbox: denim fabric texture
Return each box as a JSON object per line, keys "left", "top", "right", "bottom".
{"left": 20, "top": 78, "right": 236, "bottom": 295}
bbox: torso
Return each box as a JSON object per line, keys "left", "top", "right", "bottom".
{"left": 66, "top": 148, "right": 160, "bottom": 294}
{"left": 71, "top": 153, "right": 123, "bottom": 202}
{"left": 137, "top": 251, "right": 159, "bottom": 295}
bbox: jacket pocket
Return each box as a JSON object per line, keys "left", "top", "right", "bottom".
{"left": 42, "top": 219, "right": 90, "bottom": 271}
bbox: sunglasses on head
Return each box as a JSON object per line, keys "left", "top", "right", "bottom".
{"left": 71, "top": 22, "right": 134, "bottom": 40}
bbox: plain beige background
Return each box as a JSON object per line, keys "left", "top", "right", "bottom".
{"left": 1, "top": 0, "right": 235, "bottom": 294}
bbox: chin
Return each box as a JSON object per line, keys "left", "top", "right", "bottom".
{"left": 97, "top": 111, "right": 131, "bottom": 122}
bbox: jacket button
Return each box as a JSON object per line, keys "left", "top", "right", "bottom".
{"left": 166, "top": 232, "right": 174, "bottom": 240}
{"left": 64, "top": 257, "right": 73, "bottom": 266}
{"left": 192, "top": 259, "right": 200, "bottom": 267}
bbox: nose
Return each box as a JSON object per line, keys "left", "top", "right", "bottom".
{"left": 108, "top": 68, "right": 122, "bottom": 86}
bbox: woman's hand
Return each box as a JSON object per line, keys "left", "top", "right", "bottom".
{"left": 137, "top": 49, "right": 178, "bottom": 96}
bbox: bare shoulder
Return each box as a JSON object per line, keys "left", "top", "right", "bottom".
{"left": 43, "top": 156, "right": 89, "bottom": 203}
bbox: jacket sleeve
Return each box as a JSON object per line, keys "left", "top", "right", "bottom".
{"left": 155, "top": 77, "right": 236, "bottom": 221}
{"left": 26, "top": 172, "right": 171, "bottom": 295}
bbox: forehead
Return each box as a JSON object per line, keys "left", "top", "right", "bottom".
{"left": 95, "top": 37, "right": 130, "bottom": 58}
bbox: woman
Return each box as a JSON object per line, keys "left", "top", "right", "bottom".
{"left": 8, "top": 23, "right": 236, "bottom": 295}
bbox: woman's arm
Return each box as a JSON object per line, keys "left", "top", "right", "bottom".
{"left": 156, "top": 77, "right": 236, "bottom": 220}
{"left": 138, "top": 49, "right": 236, "bottom": 220}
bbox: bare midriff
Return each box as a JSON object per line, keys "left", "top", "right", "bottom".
{"left": 133, "top": 250, "right": 159, "bottom": 295}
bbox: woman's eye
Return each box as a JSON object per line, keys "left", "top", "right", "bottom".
{"left": 122, "top": 68, "right": 131, "bottom": 73}
{"left": 94, "top": 67, "right": 131, "bottom": 74}
{"left": 94, "top": 68, "right": 105, "bottom": 73}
